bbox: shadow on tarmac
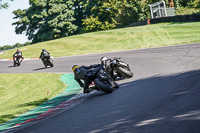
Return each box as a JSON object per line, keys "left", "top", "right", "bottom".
{"left": 33, "top": 67, "right": 49, "bottom": 71}
{"left": 82, "top": 69, "right": 200, "bottom": 133}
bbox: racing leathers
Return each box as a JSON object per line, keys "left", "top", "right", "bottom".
{"left": 39, "top": 50, "right": 50, "bottom": 61}
{"left": 74, "top": 64, "right": 101, "bottom": 93}
{"left": 13, "top": 50, "right": 24, "bottom": 60}
{"left": 73, "top": 64, "right": 118, "bottom": 94}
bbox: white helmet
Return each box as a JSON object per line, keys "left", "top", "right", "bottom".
{"left": 100, "top": 56, "right": 107, "bottom": 66}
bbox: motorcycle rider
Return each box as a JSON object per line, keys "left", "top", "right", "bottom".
{"left": 13, "top": 49, "right": 24, "bottom": 60}
{"left": 72, "top": 64, "right": 102, "bottom": 94}
{"left": 100, "top": 56, "right": 116, "bottom": 80}
{"left": 100, "top": 56, "right": 124, "bottom": 80}
{"left": 72, "top": 63, "right": 119, "bottom": 94}
{"left": 39, "top": 48, "right": 50, "bottom": 61}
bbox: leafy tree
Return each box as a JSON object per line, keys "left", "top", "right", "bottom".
{"left": 81, "top": 16, "right": 116, "bottom": 33}
{"left": 73, "top": 0, "right": 97, "bottom": 33}
{"left": 81, "top": 0, "right": 119, "bottom": 33}
{"left": 0, "top": 0, "right": 13, "bottom": 9}
{"left": 115, "top": 0, "right": 150, "bottom": 27}
{"left": 81, "top": 0, "right": 151, "bottom": 31}
{"left": 12, "top": 0, "right": 77, "bottom": 43}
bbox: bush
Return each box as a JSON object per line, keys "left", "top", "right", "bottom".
{"left": 81, "top": 16, "right": 116, "bottom": 33}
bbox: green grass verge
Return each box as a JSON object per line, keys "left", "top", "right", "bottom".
{"left": 0, "top": 22, "right": 200, "bottom": 59}
{"left": 0, "top": 73, "right": 67, "bottom": 124}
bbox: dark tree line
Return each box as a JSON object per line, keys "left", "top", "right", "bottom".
{"left": 0, "top": 42, "right": 31, "bottom": 51}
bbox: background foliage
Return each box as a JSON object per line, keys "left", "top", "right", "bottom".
{"left": 12, "top": 0, "right": 77, "bottom": 43}
{"left": 0, "top": 0, "right": 13, "bottom": 9}
{"left": 0, "top": 42, "right": 31, "bottom": 51}
{"left": 8, "top": 0, "right": 200, "bottom": 45}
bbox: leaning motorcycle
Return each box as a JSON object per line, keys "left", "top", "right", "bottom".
{"left": 106, "top": 57, "right": 133, "bottom": 80}
{"left": 87, "top": 68, "right": 114, "bottom": 93}
{"left": 41, "top": 56, "right": 54, "bottom": 68}
{"left": 13, "top": 55, "right": 22, "bottom": 66}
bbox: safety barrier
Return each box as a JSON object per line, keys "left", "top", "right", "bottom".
{"left": 125, "top": 13, "right": 200, "bottom": 28}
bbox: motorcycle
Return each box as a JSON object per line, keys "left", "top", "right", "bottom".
{"left": 41, "top": 56, "right": 54, "bottom": 68}
{"left": 13, "top": 55, "right": 23, "bottom": 66}
{"left": 105, "top": 57, "right": 133, "bottom": 80}
{"left": 86, "top": 67, "right": 115, "bottom": 93}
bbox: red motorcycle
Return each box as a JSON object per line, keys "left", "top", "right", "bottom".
{"left": 13, "top": 55, "right": 23, "bottom": 66}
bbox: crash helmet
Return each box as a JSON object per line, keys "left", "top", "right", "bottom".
{"left": 17, "top": 49, "right": 20, "bottom": 52}
{"left": 72, "top": 65, "right": 80, "bottom": 74}
{"left": 42, "top": 48, "right": 46, "bottom": 52}
{"left": 100, "top": 56, "right": 107, "bottom": 66}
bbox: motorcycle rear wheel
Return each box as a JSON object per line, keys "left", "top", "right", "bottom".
{"left": 94, "top": 79, "right": 113, "bottom": 93}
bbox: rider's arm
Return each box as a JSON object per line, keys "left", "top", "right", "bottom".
{"left": 82, "top": 64, "right": 101, "bottom": 69}
{"left": 13, "top": 52, "right": 17, "bottom": 57}
{"left": 39, "top": 52, "right": 43, "bottom": 58}
{"left": 74, "top": 77, "right": 84, "bottom": 87}
{"left": 20, "top": 52, "right": 24, "bottom": 59}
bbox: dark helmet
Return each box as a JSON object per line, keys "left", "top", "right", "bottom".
{"left": 17, "top": 49, "right": 20, "bottom": 52}
{"left": 100, "top": 56, "right": 107, "bottom": 66}
{"left": 42, "top": 49, "right": 45, "bottom": 52}
{"left": 72, "top": 65, "right": 80, "bottom": 74}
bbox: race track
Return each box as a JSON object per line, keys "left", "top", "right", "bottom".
{"left": 1, "top": 43, "right": 200, "bottom": 133}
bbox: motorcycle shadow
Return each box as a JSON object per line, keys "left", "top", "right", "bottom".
{"left": 33, "top": 67, "right": 50, "bottom": 71}
{"left": 88, "top": 90, "right": 111, "bottom": 98}
{"left": 8, "top": 65, "right": 17, "bottom": 68}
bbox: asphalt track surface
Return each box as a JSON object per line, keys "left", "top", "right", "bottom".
{"left": 1, "top": 43, "right": 200, "bottom": 133}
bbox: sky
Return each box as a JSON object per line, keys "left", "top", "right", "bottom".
{"left": 0, "top": 0, "right": 30, "bottom": 47}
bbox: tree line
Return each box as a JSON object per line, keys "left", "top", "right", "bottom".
{"left": 0, "top": 42, "right": 31, "bottom": 51}
{"left": 5, "top": 0, "right": 200, "bottom": 45}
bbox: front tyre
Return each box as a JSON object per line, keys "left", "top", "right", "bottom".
{"left": 13, "top": 61, "right": 16, "bottom": 67}
{"left": 49, "top": 59, "right": 54, "bottom": 67}
{"left": 17, "top": 59, "right": 21, "bottom": 66}
{"left": 117, "top": 67, "right": 133, "bottom": 78}
{"left": 94, "top": 79, "right": 113, "bottom": 93}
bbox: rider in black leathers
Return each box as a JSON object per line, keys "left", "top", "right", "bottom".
{"left": 13, "top": 49, "right": 24, "bottom": 60}
{"left": 72, "top": 64, "right": 102, "bottom": 94}
{"left": 100, "top": 56, "right": 117, "bottom": 80}
{"left": 39, "top": 49, "right": 50, "bottom": 61}
{"left": 72, "top": 62, "right": 119, "bottom": 94}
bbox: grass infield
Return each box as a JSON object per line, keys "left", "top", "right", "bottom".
{"left": 0, "top": 22, "right": 200, "bottom": 59}
{"left": 0, "top": 73, "right": 67, "bottom": 124}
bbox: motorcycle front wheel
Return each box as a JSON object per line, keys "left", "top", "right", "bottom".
{"left": 94, "top": 78, "right": 113, "bottom": 93}
{"left": 49, "top": 59, "right": 54, "bottom": 67}
{"left": 117, "top": 67, "right": 133, "bottom": 78}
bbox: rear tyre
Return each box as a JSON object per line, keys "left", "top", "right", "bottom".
{"left": 117, "top": 67, "right": 133, "bottom": 78}
{"left": 94, "top": 79, "right": 113, "bottom": 93}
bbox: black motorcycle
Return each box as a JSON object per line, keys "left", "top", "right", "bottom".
{"left": 86, "top": 68, "right": 115, "bottom": 93}
{"left": 13, "top": 55, "right": 23, "bottom": 66}
{"left": 105, "top": 57, "right": 133, "bottom": 80}
{"left": 41, "top": 56, "right": 54, "bottom": 68}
